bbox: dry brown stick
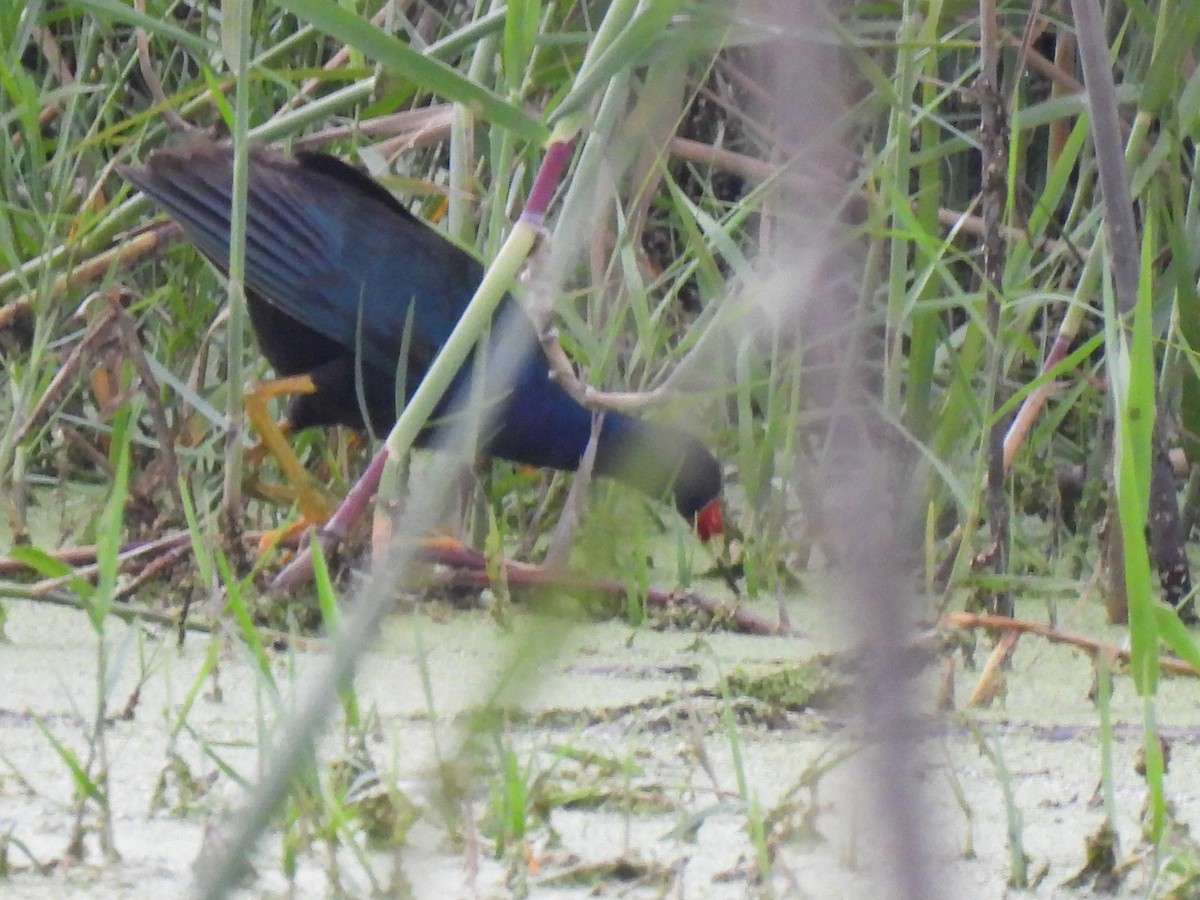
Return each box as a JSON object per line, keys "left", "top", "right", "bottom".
{"left": 1, "top": 581, "right": 200, "bottom": 631}
{"left": 9, "top": 531, "right": 195, "bottom": 597}
{"left": 102, "top": 289, "right": 184, "bottom": 510}
{"left": 12, "top": 285, "right": 182, "bottom": 518}
{"left": 1007, "top": 0, "right": 1048, "bottom": 115}
{"left": 1001, "top": 27, "right": 1084, "bottom": 95}
{"left": 424, "top": 541, "right": 794, "bottom": 638}
{"left": 694, "top": 77, "right": 779, "bottom": 150}
{"left": 715, "top": 54, "right": 774, "bottom": 111}
{"left": 10, "top": 27, "right": 71, "bottom": 148}
{"left": 274, "top": 1, "right": 397, "bottom": 116}
{"left": 0, "top": 582, "right": 323, "bottom": 650}
{"left": 538, "top": 327, "right": 677, "bottom": 413}
{"left": 668, "top": 135, "right": 786, "bottom": 188}
{"left": 292, "top": 105, "right": 455, "bottom": 153}
{"left": 113, "top": 543, "right": 193, "bottom": 602}
{"left": 35, "top": 24, "right": 73, "bottom": 86}
{"left": 0, "top": 222, "right": 180, "bottom": 336}
{"left": 940, "top": 611, "right": 1198, "bottom": 678}
{"left": 2, "top": 529, "right": 784, "bottom": 636}
{"left": 14, "top": 302, "right": 124, "bottom": 446}
{"left": 968, "top": 629, "right": 1020, "bottom": 707}
{"left": 1001, "top": 334, "right": 1076, "bottom": 471}
{"left": 436, "top": 567, "right": 790, "bottom": 637}
{"left": 134, "top": 0, "right": 193, "bottom": 133}
{"left": 1048, "top": 26, "right": 1079, "bottom": 166}
{"left": 936, "top": 204, "right": 1072, "bottom": 258}
{"left": 0, "top": 534, "right": 184, "bottom": 576}
{"left": 521, "top": 234, "right": 682, "bottom": 415}
{"left": 59, "top": 424, "right": 117, "bottom": 474}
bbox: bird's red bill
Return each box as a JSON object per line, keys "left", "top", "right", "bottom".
{"left": 694, "top": 499, "right": 723, "bottom": 541}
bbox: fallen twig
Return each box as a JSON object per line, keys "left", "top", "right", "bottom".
{"left": 2, "top": 527, "right": 789, "bottom": 638}
{"left": 415, "top": 539, "right": 792, "bottom": 637}
{"left": 940, "top": 611, "right": 1198, "bottom": 679}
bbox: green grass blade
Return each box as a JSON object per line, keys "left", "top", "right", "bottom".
{"left": 275, "top": 0, "right": 545, "bottom": 143}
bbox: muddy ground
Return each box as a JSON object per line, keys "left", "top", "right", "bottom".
{"left": 2, "top": 571, "right": 1198, "bottom": 898}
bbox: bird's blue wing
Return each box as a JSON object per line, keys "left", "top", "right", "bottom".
{"left": 120, "top": 142, "right": 494, "bottom": 384}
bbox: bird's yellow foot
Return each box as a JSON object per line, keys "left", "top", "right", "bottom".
{"left": 257, "top": 514, "right": 324, "bottom": 553}
{"left": 245, "top": 475, "right": 337, "bottom": 552}
{"left": 419, "top": 532, "right": 471, "bottom": 555}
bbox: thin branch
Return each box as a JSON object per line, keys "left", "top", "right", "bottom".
{"left": 940, "top": 612, "right": 1198, "bottom": 679}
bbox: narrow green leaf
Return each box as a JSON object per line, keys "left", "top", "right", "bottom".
{"left": 74, "top": 0, "right": 218, "bottom": 57}
{"left": 1141, "top": 0, "right": 1200, "bottom": 116}
{"left": 1155, "top": 604, "right": 1200, "bottom": 672}
{"left": 275, "top": 0, "right": 545, "bottom": 143}
{"left": 504, "top": 0, "right": 541, "bottom": 93}
{"left": 1119, "top": 223, "right": 1160, "bottom": 695}
{"left": 550, "top": 0, "right": 690, "bottom": 125}
{"left": 34, "top": 716, "right": 106, "bottom": 805}
{"left": 216, "top": 551, "right": 275, "bottom": 687}
{"left": 92, "top": 401, "right": 134, "bottom": 631}
{"left": 6, "top": 546, "right": 96, "bottom": 599}
{"left": 222, "top": 0, "right": 247, "bottom": 75}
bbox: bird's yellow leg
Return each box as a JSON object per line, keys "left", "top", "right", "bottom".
{"left": 242, "top": 476, "right": 303, "bottom": 507}
{"left": 243, "top": 374, "right": 335, "bottom": 528}
{"left": 244, "top": 417, "right": 292, "bottom": 468}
